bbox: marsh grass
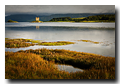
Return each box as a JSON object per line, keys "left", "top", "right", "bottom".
{"left": 15, "top": 48, "right": 115, "bottom": 79}
{"left": 6, "top": 48, "right": 115, "bottom": 79}
{"left": 5, "top": 38, "right": 35, "bottom": 48}
{"left": 5, "top": 48, "right": 115, "bottom": 79}
{"left": 5, "top": 38, "right": 115, "bottom": 79}
{"left": 20, "top": 48, "right": 115, "bottom": 70}
{"left": 5, "top": 52, "right": 64, "bottom": 79}
{"left": 38, "top": 41, "right": 75, "bottom": 46}
{"left": 5, "top": 38, "right": 75, "bottom": 48}
{"left": 77, "top": 40, "right": 101, "bottom": 44}
{"left": 30, "top": 40, "right": 42, "bottom": 44}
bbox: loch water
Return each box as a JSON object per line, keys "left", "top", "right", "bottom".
{"left": 5, "top": 22, "right": 115, "bottom": 57}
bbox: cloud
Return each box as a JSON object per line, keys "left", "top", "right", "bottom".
{"left": 5, "top": 5, "right": 115, "bottom": 14}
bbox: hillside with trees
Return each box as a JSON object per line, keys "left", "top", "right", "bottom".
{"left": 50, "top": 17, "right": 72, "bottom": 22}
{"left": 7, "top": 19, "right": 18, "bottom": 23}
{"left": 49, "top": 14, "right": 115, "bottom": 22}
{"left": 79, "top": 14, "right": 115, "bottom": 22}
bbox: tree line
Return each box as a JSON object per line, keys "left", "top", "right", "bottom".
{"left": 50, "top": 17, "right": 72, "bottom": 21}
{"left": 87, "top": 14, "right": 115, "bottom": 21}
{"left": 49, "top": 14, "right": 115, "bottom": 22}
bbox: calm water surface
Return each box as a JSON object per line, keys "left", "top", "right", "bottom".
{"left": 5, "top": 22, "right": 115, "bottom": 57}
{"left": 56, "top": 64, "right": 83, "bottom": 73}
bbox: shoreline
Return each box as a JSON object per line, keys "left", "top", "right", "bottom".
{"left": 6, "top": 22, "right": 19, "bottom": 23}
{"left": 44, "top": 21, "right": 115, "bottom": 23}
{"left": 5, "top": 22, "right": 115, "bottom": 28}
{"left": 5, "top": 38, "right": 75, "bottom": 48}
{"left": 5, "top": 38, "right": 115, "bottom": 57}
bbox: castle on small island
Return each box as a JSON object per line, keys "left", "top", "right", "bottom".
{"left": 31, "top": 17, "right": 43, "bottom": 23}
{"left": 36, "top": 17, "right": 39, "bottom": 21}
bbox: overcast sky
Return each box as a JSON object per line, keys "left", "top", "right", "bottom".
{"left": 5, "top": 5, "right": 115, "bottom": 15}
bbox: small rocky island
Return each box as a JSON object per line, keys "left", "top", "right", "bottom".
{"left": 7, "top": 19, "right": 18, "bottom": 23}
{"left": 31, "top": 17, "right": 43, "bottom": 23}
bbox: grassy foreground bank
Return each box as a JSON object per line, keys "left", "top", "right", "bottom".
{"left": 5, "top": 48, "right": 115, "bottom": 79}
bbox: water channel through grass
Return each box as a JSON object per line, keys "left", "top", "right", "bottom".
{"left": 5, "top": 38, "right": 115, "bottom": 79}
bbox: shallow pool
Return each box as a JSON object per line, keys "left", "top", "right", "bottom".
{"left": 56, "top": 64, "right": 83, "bottom": 73}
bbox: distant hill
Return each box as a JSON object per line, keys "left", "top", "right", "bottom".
{"left": 5, "top": 14, "right": 37, "bottom": 22}
{"left": 5, "top": 13, "right": 115, "bottom": 22}
{"left": 7, "top": 19, "right": 18, "bottom": 23}
{"left": 49, "top": 14, "right": 115, "bottom": 22}
{"left": 80, "top": 14, "right": 115, "bottom": 22}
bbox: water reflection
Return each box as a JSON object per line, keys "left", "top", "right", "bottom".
{"left": 5, "top": 22, "right": 115, "bottom": 28}
{"left": 36, "top": 26, "right": 39, "bottom": 29}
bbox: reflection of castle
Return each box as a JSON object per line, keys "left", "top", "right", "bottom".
{"left": 36, "top": 17, "right": 39, "bottom": 21}
{"left": 36, "top": 26, "right": 39, "bottom": 29}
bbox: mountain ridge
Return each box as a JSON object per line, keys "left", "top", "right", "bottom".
{"left": 5, "top": 13, "right": 115, "bottom": 22}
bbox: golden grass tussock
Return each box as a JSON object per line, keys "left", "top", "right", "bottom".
{"left": 5, "top": 52, "right": 68, "bottom": 79}
{"left": 5, "top": 48, "right": 115, "bottom": 79}
{"left": 17, "top": 48, "right": 115, "bottom": 79}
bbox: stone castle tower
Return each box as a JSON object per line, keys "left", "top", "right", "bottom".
{"left": 36, "top": 17, "right": 39, "bottom": 21}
